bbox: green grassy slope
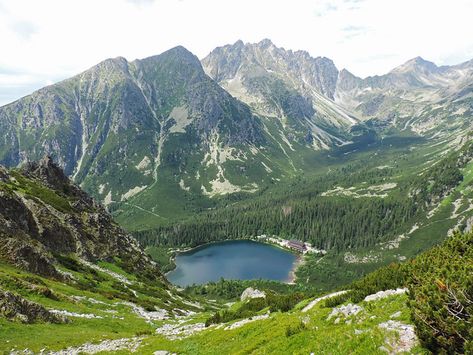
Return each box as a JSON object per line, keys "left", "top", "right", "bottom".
{"left": 0, "top": 256, "right": 423, "bottom": 354}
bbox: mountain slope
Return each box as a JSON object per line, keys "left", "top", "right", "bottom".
{"left": 335, "top": 57, "right": 473, "bottom": 138}
{"left": 1, "top": 41, "right": 472, "bottom": 231}
{"left": 0, "top": 158, "right": 211, "bottom": 351}
{"left": 0, "top": 158, "right": 423, "bottom": 354}
{"left": 202, "top": 39, "right": 358, "bottom": 150}
{"left": 0, "top": 156, "right": 162, "bottom": 280}
{"left": 1, "top": 161, "right": 469, "bottom": 354}
{"left": 0, "top": 47, "right": 284, "bottom": 229}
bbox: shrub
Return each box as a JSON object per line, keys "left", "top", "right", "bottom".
{"left": 285, "top": 320, "right": 306, "bottom": 337}
{"left": 407, "top": 231, "right": 473, "bottom": 353}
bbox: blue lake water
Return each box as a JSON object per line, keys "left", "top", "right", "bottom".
{"left": 167, "top": 240, "right": 297, "bottom": 287}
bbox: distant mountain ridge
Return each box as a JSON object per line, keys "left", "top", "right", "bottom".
{"left": 335, "top": 55, "right": 473, "bottom": 136}
{"left": 0, "top": 40, "right": 472, "bottom": 229}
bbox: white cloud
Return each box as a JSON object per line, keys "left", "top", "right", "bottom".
{"left": 0, "top": 0, "right": 472, "bottom": 105}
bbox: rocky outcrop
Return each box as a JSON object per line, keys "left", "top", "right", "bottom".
{"left": 21, "top": 156, "right": 93, "bottom": 207}
{"left": 48, "top": 337, "right": 142, "bottom": 355}
{"left": 364, "top": 288, "right": 408, "bottom": 302}
{"left": 240, "top": 287, "right": 266, "bottom": 302}
{"left": 0, "top": 289, "right": 68, "bottom": 324}
{"left": 0, "top": 160, "right": 163, "bottom": 282}
{"left": 327, "top": 304, "right": 363, "bottom": 320}
{"left": 379, "top": 320, "right": 418, "bottom": 353}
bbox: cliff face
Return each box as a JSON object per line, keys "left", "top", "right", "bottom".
{"left": 202, "top": 39, "right": 356, "bottom": 150}
{"left": 0, "top": 157, "right": 161, "bottom": 281}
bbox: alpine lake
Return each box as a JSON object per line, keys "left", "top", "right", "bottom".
{"left": 167, "top": 240, "right": 298, "bottom": 287}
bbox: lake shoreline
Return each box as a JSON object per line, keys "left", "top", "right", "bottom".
{"left": 287, "top": 255, "right": 305, "bottom": 284}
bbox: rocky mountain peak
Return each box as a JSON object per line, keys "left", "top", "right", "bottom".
{"left": 22, "top": 156, "right": 69, "bottom": 187}
{"left": 391, "top": 56, "right": 438, "bottom": 74}
{"left": 93, "top": 56, "right": 130, "bottom": 74}
{"left": 337, "top": 69, "right": 363, "bottom": 91}
{"left": 233, "top": 39, "right": 245, "bottom": 48}
{"left": 202, "top": 39, "right": 340, "bottom": 99}
{"left": 257, "top": 38, "right": 275, "bottom": 48}
{"left": 143, "top": 45, "right": 202, "bottom": 71}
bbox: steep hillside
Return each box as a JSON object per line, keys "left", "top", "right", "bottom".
{"left": 202, "top": 39, "right": 357, "bottom": 150}
{"left": 0, "top": 159, "right": 211, "bottom": 352}
{"left": 0, "top": 44, "right": 366, "bottom": 231}
{"left": 0, "top": 156, "right": 163, "bottom": 280}
{"left": 0, "top": 47, "right": 276, "bottom": 230}
{"left": 138, "top": 135, "right": 473, "bottom": 290}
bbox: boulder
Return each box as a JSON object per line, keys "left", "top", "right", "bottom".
{"left": 240, "top": 287, "right": 266, "bottom": 302}
{"left": 0, "top": 289, "right": 68, "bottom": 323}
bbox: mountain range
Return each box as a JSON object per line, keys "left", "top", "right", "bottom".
{"left": 1, "top": 39, "right": 473, "bottom": 354}
{"left": 0, "top": 39, "right": 472, "bottom": 230}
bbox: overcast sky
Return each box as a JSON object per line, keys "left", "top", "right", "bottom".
{"left": 1, "top": 0, "right": 473, "bottom": 106}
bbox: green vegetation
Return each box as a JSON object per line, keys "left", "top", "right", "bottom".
{"left": 3, "top": 170, "right": 74, "bottom": 213}
{"left": 1, "top": 150, "right": 472, "bottom": 354}
{"left": 205, "top": 292, "right": 305, "bottom": 327}
{"left": 144, "top": 246, "right": 176, "bottom": 273}
{"left": 317, "top": 231, "right": 473, "bottom": 354}
{"left": 409, "top": 231, "right": 473, "bottom": 353}
{"left": 185, "top": 278, "right": 318, "bottom": 302}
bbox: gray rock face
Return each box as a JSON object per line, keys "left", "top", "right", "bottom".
{"left": 240, "top": 287, "right": 266, "bottom": 302}
{"left": 327, "top": 303, "right": 363, "bottom": 320}
{"left": 334, "top": 56, "right": 473, "bottom": 138}
{"left": 379, "top": 320, "right": 418, "bottom": 353}
{"left": 203, "top": 39, "right": 339, "bottom": 99}
{"left": 0, "top": 289, "right": 68, "bottom": 324}
{"left": 202, "top": 39, "right": 355, "bottom": 148}
{"left": 0, "top": 160, "right": 163, "bottom": 281}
